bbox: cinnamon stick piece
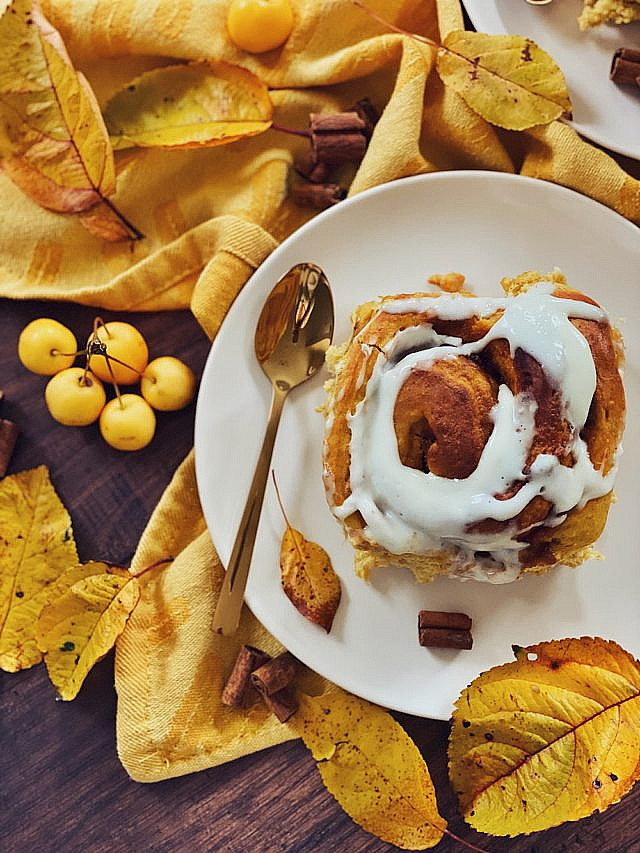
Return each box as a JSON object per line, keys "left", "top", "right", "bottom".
{"left": 351, "top": 98, "right": 379, "bottom": 140}
{"left": 310, "top": 112, "right": 367, "bottom": 165}
{"left": 418, "top": 610, "right": 473, "bottom": 650}
{"left": 0, "top": 419, "right": 19, "bottom": 478}
{"left": 419, "top": 627, "right": 473, "bottom": 650}
{"left": 255, "top": 684, "right": 298, "bottom": 723}
{"left": 251, "top": 651, "right": 299, "bottom": 696}
{"left": 221, "top": 645, "right": 271, "bottom": 709}
{"left": 418, "top": 610, "right": 472, "bottom": 631}
{"left": 610, "top": 48, "right": 640, "bottom": 85}
{"left": 291, "top": 182, "right": 346, "bottom": 210}
{"left": 295, "top": 151, "right": 332, "bottom": 184}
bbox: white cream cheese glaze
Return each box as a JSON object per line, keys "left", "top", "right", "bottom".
{"left": 332, "top": 284, "right": 619, "bottom": 582}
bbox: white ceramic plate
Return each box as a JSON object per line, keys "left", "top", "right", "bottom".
{"left": 462, "top": 0, "right": 640, "bottom": 160}
{"left": 194, "top": 172, "right": 640, "bottom": 719}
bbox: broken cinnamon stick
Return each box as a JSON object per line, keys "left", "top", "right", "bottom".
{"left": 351, "top": 98, "right": 379, "bottom": 140}
{"left": 291, "top": 182, "right": 346, "bottom": 210}
{"left": 310, "top": 112, "right": 367, "bottom": 165}
{"left": 418, "top": 610, "right": 473, "bottom": 650}
{"left": 295, "top": 150, "right": 332, "bottom": 184}
{"left": 255, "top": 684, "right": 298, "bottom": 723}
{"left": 251, "top": 651, "right": 299, "bottom": 696}
{"left": 610, "top": 47, "right": 640, "bottom": 85}
{"left": 221, "top": 644, "right": 271, "bottom": 709}
{"left": 0, "top": 419, "right": 19, "bottom": 479}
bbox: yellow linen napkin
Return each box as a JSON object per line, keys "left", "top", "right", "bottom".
{"left": 2, "top": 0, "right": 640, "bottom": 781}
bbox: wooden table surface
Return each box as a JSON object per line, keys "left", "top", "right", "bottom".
{"left": 1, "top": 298, "right": 639, "bottom": 853}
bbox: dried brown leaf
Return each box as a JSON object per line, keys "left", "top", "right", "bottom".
{"left": 280, "top": 527, "right": 341, "bottom": 632}
{"left": 0, "top": 0, "right": 140, "bottom": 240}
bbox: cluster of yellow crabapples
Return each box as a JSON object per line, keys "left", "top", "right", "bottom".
{"left": 18, "top": 317, "right": 196, "bottom": 451}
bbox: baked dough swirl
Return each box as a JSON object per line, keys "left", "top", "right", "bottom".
{"left": 322, "top": 271, "right": 625, "bottom": 583}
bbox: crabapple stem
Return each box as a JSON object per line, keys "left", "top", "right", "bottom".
{"left": 93, "top": 316, "right": 113, "bottom": 340}
{"left": 102, "top": 351, "right": 124, "bottom": 407}
{"left": 81, "top": 357, "right": 91, "bottom": 387}
{"left": 51, "top": 348, "right": 87, "bottom": 358}
{"left": 103, "top": 351, "right": 145, "bottom": 376}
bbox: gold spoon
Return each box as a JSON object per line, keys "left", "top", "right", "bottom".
{"left": 212, "top": 262, "right": 334, "bottom": 635}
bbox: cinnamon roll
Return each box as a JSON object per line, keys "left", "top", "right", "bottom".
{"left": 322, "top": 271, "right": 625, "bottom": 584}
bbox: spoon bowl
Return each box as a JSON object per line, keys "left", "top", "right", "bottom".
{"left": 255, "top": 262, "right": 334, "bottom": 390}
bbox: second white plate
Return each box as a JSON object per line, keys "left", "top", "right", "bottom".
{"left": 463, "top": 0, "right": 640, "bottom": 161}
{"left": 194, "top": 172, "right": 640, "bottom": 719}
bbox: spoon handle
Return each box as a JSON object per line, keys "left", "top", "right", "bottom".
{"left": 212, "top": 384, "right": 288, "bottom": 635}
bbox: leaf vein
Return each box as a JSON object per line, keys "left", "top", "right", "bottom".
{"left": 469, "top": 691, "right": 639, "bottom": 804}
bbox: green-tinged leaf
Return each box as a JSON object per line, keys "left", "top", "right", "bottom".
{"left": 436, "top": 31, "right": 572, "bottom": 130}
{"left": 280, "top": 527, "right": 341, "bottom": 632}
{"left": 104, "top": 61, "right": 273, "bottom": 150}
{"left": 0, "top": 0, "right": 139, "bottom": 240}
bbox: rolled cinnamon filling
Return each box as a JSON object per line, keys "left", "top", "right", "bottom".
{"left": 325, "top": 282, "right": 625, "bottom": 577}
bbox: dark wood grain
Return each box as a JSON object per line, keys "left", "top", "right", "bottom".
{"left": 1, "top": 299, "right": 639, "bottom": 853}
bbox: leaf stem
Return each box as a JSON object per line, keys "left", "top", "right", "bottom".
{"left": 271, "top": 123, "right": 311, "bottom": 139}
{"left": 132, "top": 556, "right": 174, "bottom": 578}
{"left": 351, "top": 0, "right": 438, "bottom": 48}
{"left": 101, "top": 196, "right": 145, "bottom": 241}
{"left": 443, "top": 828, "right": 490, "bottom": 853}
{"left": 271, "top": 470, "right": 306, "bottom": 563}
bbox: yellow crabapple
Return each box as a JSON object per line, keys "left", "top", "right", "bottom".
{"left": 44, "top": 368, "right": 106, "bottom": 426}
{"left": 18, "top": 318, "right": 77, "bottom": 376}
{"left": 227, "top": 0, "right": 293, "bottom": 53}
{"left": 99, "top": 394, "right": 156, "bottom": 451}
{"left": 89, "top": 321, "right": 148, "bottom": 386}
{"left": 140, "top": 357, "right": 197, "bottom": 411}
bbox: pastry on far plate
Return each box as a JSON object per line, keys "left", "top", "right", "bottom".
{"left": 321, "top": 270, "right": 625, "bottom": 584}
{"left": 579, "top": 0, "right": 640, "bottom": 28}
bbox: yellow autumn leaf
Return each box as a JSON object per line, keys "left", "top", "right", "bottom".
{"left": 280, "top": 528, "right": 341, "bottom": 632}
{"left": 449, "top": 637, "right": 640, "bottom": 836}
{"left": 0, "top": 0, "right": 140, "bottom": 240}
{"left": 436, "top": 31, "right": 572, "bottom": 130}
{"left": 36, "top": 564, "right": 139, "bottom": 700}
{"left": 104, "top": 61, "right": 273, "bottom": 150}
{"left": 294, "top": 690, "right": 446, "bottom": 849}
{"left": 0, "top": 466, "right": 77, "bottom": 672}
